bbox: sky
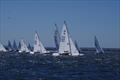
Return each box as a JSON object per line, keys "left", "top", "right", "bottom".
{"left": 0, "top": 0, "right": 120, "bottom": 48}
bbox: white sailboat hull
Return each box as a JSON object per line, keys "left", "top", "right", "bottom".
{"left": 52, "top": 53, "right": 59, "bottom": 56}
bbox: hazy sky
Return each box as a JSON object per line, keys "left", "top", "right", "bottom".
{"left": 0, "top": 0, "right": 120, "bottom": 48}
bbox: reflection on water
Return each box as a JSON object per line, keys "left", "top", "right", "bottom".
{"left": 0, "top": 52, "right": 119, "bottom": 80}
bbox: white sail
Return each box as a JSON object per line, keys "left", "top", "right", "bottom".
{"left": 19, "top": 40, "right": 30, "bottom": 52}
{"left": 0, "top": 42, "right": 7, "bottom": 52}
{"left": 58, "top": 21, "right": 71, "bottom": 55}
{"left": 74, "top": 41, "right": 84, "bottom": 56}
{"left": 69, "top": 38, "right": 79, "bottom": 56}
{"left": 94, "top": 36, "right": 104, "bottom": 54}
{"left": 33, "top": 32, "right": 47, "bottom": 53}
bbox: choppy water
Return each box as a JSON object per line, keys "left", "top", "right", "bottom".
{"left": 0, "top": 52, "right": 120, "bottom": 80}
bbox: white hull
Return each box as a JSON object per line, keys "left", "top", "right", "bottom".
{"left": 52, "top": 52, "right": 84, "bottom": 57}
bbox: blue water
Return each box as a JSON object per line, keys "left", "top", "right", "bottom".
{"left": 0, "top": 52, "right": 120, "bottom": 80}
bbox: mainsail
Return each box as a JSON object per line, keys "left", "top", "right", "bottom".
{"left": 94, "top": 36, "right": 104, "bottom": 54}
{"left": 0, "top": 42, "right": 7, "bottom": 52}
{"left": 54, "top": 24, "right": 60, "bottom": 50}
{"left": 33, "top": 32, "right": 47, "bottom": 53}
{"left": 19, "top": 39, "right": 29, "bottom": 52}
{"left": 59, "top": 21, "right": 71, "bottom": 55}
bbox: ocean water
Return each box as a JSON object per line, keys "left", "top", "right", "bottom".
{"left": 0, "top": 52, "right": 120, "bottom": 80}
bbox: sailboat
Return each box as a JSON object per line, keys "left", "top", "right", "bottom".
{"left": 0, "top": 42, "right": 7, "bottom": 52}
{"left": 94, "top": 36, "right": 104, "bottom": 54}
{"left": 32, "top": 31, "right": 48, "bottom": 54}
{"left": 7, "top": 40, "right": 13, "bottom": 51}
{"left": 54, "top": 24, "right": 60, "bottom": 50}
{"left": 13, "top": 40, "right": 18, "bottom": 51}
{"left": 19, "top": 39, "right": 30, "bottom": 53}
{"left": 53, "top": 21, "right": 84, "bottom": 56}
{"left": 18, "top": 41, "right": 21, "bottom": 51}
